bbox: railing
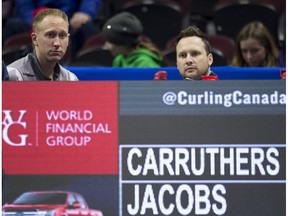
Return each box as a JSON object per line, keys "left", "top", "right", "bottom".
{"left": 66, "top": 66, "right": 285, "bottom": 80}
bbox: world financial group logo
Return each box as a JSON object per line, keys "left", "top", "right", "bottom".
{"left": 2, "top": 109, "right": 113, "bottom": 148}
{"left": 2, "top": 110, "right": 29, "bottom": 146}
{"left": 2, "top": 82, "right": 119, "bottom": 175}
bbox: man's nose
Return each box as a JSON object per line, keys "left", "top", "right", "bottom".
{"left": 185, "top": 54, "right": 193, "bottom": 64}
{"left": 53, "top": 37, "right": 61, "bottom": 46}
{"left": 103, "top": 41, "right": 111, "bottom": 50}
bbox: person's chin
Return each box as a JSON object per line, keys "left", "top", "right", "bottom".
{"left": 49, "top": 51, "right": 63, "bottom": 57}
{"left": 247, "top": 62, "right": 258, "bottom": 67}
{"left": 185, "top": 72, "right": 198, "bottom": 80}
{"left": 48, "top": 56, "right": 62, "bottom": 62}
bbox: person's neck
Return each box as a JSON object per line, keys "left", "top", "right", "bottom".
{"left": 205, "top": 70, "right": 211, "bottom": 76}
{"left": 40, "top": 62, "right": 55, "bottom": 78}
{"left": 123, "top": 45, "right": 138, "bottom": 56}
{"left": 36, "top": 54, "right": 56, "bottom": 78}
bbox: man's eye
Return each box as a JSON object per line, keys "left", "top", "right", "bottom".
{"left": 47, "top": 33, "right": 55, "bottom": 38}
{"left": 191, "top": 52, "right": 199, "bottom": 57}
{"left": 179, "top": 53, "right": 186, "bottom": 58}
{"left": 59, "top": 33, "right": 67, "bottom": 39}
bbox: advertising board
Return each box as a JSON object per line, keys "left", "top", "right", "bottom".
{"left": 2, "top": 81, "right": 285, "bottom": 215}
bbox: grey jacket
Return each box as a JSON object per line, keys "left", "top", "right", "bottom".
{"left": 7, "top": 53, "right": 78, "bottom": 81}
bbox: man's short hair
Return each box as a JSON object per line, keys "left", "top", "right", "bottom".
{"left": 32, "top": 8, "right": 69, "bottom": 32}
{"left": 176, "top": 26, "right": 211, "bottom": 55}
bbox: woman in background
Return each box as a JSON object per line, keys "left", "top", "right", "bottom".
{"left": 231, "top": 21, "right": 279, "bottom": 67}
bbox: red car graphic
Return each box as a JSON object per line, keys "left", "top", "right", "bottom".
{"left": 2, "top": 191, "right": 103, "bottom": 216}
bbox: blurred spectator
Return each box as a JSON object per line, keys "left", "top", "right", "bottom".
{"left": 3, "top": 0, "right": 103, "bottom": 62}
{"left": 2, "top": 0, "right": 14, "bottom": 26}
{"left": 175, "top": 26, "right": 218, "bottom": 80}
{"left": 277, "top": 42, "right": 286, "bottom": 67}
{"left": 231, "top": 21, "right": 279, "bottom": 67}
{"left": 277, "top": 12, "right": 286, "bottom": 67}
{"left": 102, "top": 11, "right": 168, "bottom": 67}
{"left": 7, "top": 8, "right": 78, "bottom": 81}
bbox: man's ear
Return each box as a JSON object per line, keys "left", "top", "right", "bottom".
{"left": 31, "top": 32, "right": 38, "bottom": 46}
{"left": 208, "top": 53, "right": 213, "bottom": 66}
{"left": 67, "top": 33, "right": 70, "bottom": 47}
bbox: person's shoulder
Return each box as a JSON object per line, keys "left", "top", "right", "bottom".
{"left": 7, "top": 55, "right": 32, "bottom": 81}
{"left": 7, "top": 66, "right": 24, "bottom": 81}
{"left": 2, "top": 61, "right": 9, "bottom": 81}
{"left": 59, "top": 65, "right": 79, "bottom": 81}
{"left": 133, "top": 57, "right": 161, "bottom": 67}
{"left": 132, "top": 49, "right": 162, "bottom": 67}
{"left": 201, "top": 71, "right": 218, "bottom": 80}
{"left": 136, "top": 48, "right": 159, "bottom": 57}
{"left": 8, "top": 54, "right": 30, "bottom": 67}
{"left": 136, "top": 48, "right": 162, "bottom": 61}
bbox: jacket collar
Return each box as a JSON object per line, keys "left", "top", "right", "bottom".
{"left": 27, "top": 51, "right": 61, "bottom": 80}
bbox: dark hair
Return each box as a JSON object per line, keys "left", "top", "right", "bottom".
{"left": 176, "top": 26, "right": 211, "bottom": 54}
{"left": 139, "top": 41, "right": 169, "bottom": 66}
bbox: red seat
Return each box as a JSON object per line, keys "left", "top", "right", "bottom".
{"left": 3, "top": 32, "right": 32, "bottom": 65}
{"left": 80, "top": 34, "right": 106, "bottom": 51}
{"left": 213, "top": 2, "right": 278, "bottom": 40}
{"left": 3, "top": 32, "right": 31, "bottom": 50}
{"left": 208, "top": 34, "right": 235, "bottom": 64}
{"left": 70, "top": 47, "right": 114, "bottom": 66}
{"left": 190, "top": 0, "right": 218, "bottom": 18}
{"left": 121, "top": 0, "right": 183, "bottom": 49}
{"left": 217, "top": 0, "right": 285, "bottom": 15}
{"left": 123, "top": 0, "right": 189, "bottom": 17}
